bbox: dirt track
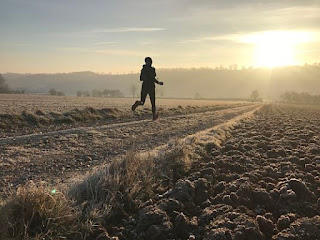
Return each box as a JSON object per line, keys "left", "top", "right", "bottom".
{"left": 0, "top": 104, "right": 259, "bottom": 196}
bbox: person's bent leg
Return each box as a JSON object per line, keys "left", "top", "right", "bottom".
{"left": 132, "top": 88, "right": 147, "bottom": 111}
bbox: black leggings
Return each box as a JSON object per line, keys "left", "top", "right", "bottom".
{"left": 139, "top": 86, "right": 156, "bottom": 116}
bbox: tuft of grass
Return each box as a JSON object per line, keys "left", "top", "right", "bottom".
{"left": 35, "top": 110, "right": 46, "bottom": 116}
{"left": 69, "top": 152, "right": 156, "bottom": 225}
{"left": 0, "top": 182, "right": 81, "bottom": 240}
{"left": 21, "top": 111, "right": 40, "bottom": 126}
{"left": 67, "top": 139, "right": 198, "bottom": 230}
{"left": 0, "top": 121, "right": 5, "bottom": 128}
{"left": 49, "top": 111, "right": 62, "bottom": 118}
{"left": 155, "top": 139, "right": 197, "bottom": 184}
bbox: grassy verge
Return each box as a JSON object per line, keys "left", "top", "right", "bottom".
{"left": 0, "top": 182, "right": 81, "bottom": 239}
{"left": 0, "top": 107, "right": 121, "bottom": 129}
{"left": 0, "top": 137, "right": 205, "bottom": 239}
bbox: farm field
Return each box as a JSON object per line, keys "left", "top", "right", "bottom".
{"left": 0, "top": 99, "right": 256, "bottom": 196}
{"left": 0, "top": 101, "right": 319, "bottom": 240}
{"left": 0, "top": 94, "right": 245, "bottom": 114}
{"left": 0, "top": 94, "right": 248, "bottom": 138}
{"left": 2, "top": 0, "right": 320, "bottom": 239}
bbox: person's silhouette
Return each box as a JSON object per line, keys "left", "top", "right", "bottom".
{"left": 131, "top": 57, "right": 163, "bottom": 120}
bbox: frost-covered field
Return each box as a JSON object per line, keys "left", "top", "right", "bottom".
{"left": 1, "top": 103, "right": 319, "bottom": 239}
{"left": 0, "top": 94, "right": 248, "bottom": 137}
{"left": 0, "top": 94, "right": 242, "bottom": 114}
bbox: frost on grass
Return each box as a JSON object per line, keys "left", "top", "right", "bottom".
{"left": 67, "top": 139, "right": 200, "bottom": 228}
{"left": 0, "top": 181, "right": 80, "bottom": 240}
{"left": 0, "top": 105, "right": 243, "bottom": 239}
{"left": 0, "top": 138, "right": 202, "bottom": 239}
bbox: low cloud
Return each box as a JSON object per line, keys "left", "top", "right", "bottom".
{"left": 90, "top": 42, "right": 117, "bottom": 45}
{"left": 91, "top": 27, "right": 165, "bottom": 33}
{"left": 58, "top": 46, "right": 147, "bottom": 57}
{"left": 178, "top": 30, "right": 320, "bottom": 45}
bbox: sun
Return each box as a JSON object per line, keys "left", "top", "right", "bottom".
{"left": 254, "top": 35, "right": 295, "bottom": 67}
{"left": 240, "top": 31, "right": 313, "bottom": 67}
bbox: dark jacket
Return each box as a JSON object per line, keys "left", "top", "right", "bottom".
{"left": 140, "top": 64, "right": 157, "bottom": 88}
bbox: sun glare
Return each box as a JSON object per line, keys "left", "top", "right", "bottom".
{"left": 240, "top": 31, "right": 314, "bottom": 67}
{"left": 255, "top": 37, "right": 294, "bottom": 67}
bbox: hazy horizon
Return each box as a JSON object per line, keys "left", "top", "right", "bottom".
{"left": 4, "top": 65, "right": 320, "bottom": 99}
{"left": 1, "top": 0, "right": 320, "bottom": 73}
{"left": 2, "top": 62, "right": 320, "bottom": 75}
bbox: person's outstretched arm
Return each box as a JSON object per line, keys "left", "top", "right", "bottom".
{"left": 154, "top": 79, "right": 164, "bottom": 85}
{"left": 153, "top": 68, "right": 163, "bottom": 85}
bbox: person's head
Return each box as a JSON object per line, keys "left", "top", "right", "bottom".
{"left": 145, "top": 57, "right": 152, "bottom": 66}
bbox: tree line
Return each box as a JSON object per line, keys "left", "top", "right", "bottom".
{"left": 280, "top": 91, "right": 320, "bottom": 105}
{"left": 77, "top": 89, "right": 124, "bottom": 98}
{"left": 3, "top": 64, "right": 320, "bottom": 98}
{"left": 47, "top": 88, "right": 124, "bottom": 97}
{"left": 0, "top": 74, "right": 25, "bottom": 94}
{"left": 0, "top": 74, "right": 9, "bottom": 93}
{"left": 49, "top": 88, "right": 65, "bottom": 96}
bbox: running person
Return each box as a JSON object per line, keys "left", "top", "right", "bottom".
{"left": 131, "top": 57, "right": 163, "bottom": 120}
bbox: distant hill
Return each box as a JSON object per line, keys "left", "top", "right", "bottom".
{"left": 2, "top": 65, "right": 320, "bottom": 99}
{"left": 2, "top": 71, "right": 136, "bottom": 96}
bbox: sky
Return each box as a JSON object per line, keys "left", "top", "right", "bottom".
{"left": 1, "top": 0, "right": 320, "bottom": 73}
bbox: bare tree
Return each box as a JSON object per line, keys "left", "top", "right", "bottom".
{"left": 49, "top": 88, "right": 57, "bottom": 96}
{"left": 76, "top": 91, "right": 83, "bottom": 97}
{"left": 194, "top": 92, "right": 201, "bottom": 99}
{"left": 56, "top": 91, "right": 65, "bottom": 96}
{"left": 130, "top": 84, "right": 138, "bottom": 98}
{"left": 0, "top": 74, "right": 9, "bottom": 93}
{"left": 250, "top": 90, "right": 260, "bottom": 102}
{"left": 83, "top": 91, "right": 91, "bottom": 97}
{"left": 49, "top": 88, "right": 65, "bottom": 96}
{"left": 92, "top": 89, "right": 103, "bottom": 97}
